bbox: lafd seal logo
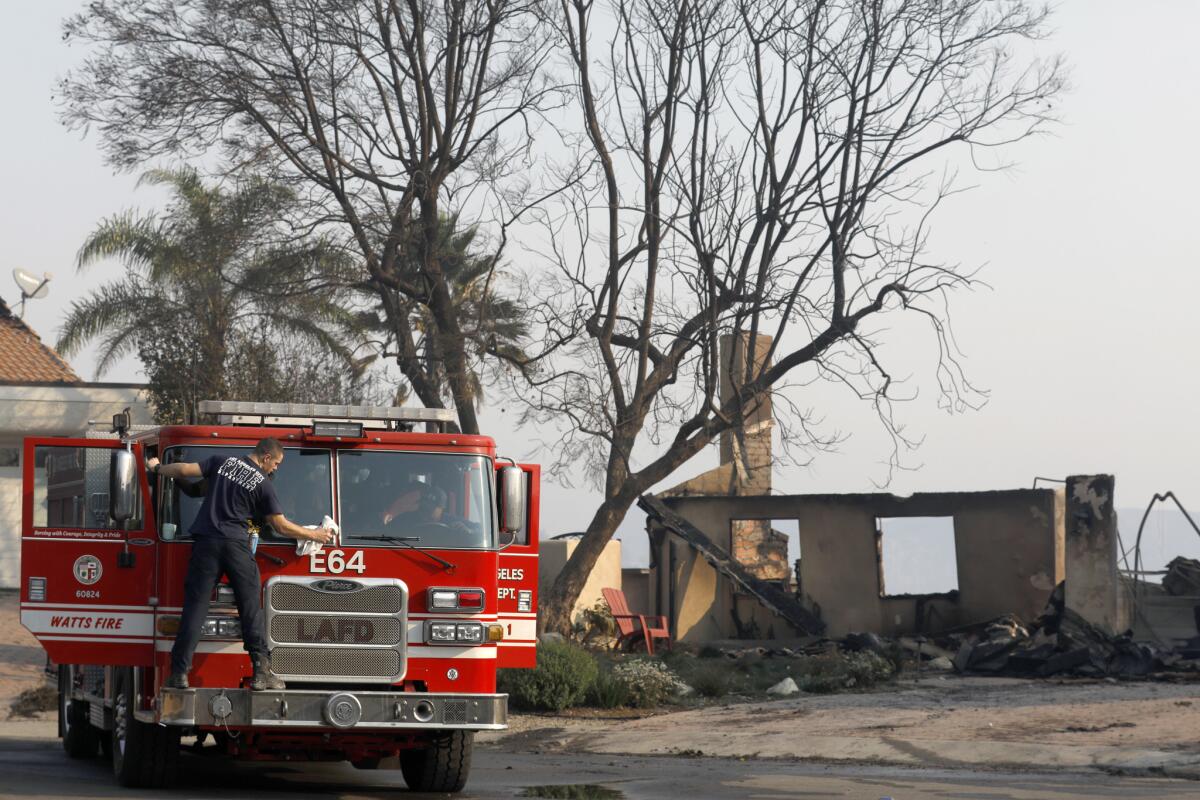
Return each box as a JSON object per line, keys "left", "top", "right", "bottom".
{"left": 73, "top": 555, "right": 102, "bottom": 585}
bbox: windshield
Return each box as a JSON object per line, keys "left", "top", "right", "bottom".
{"left": 338, "top": 451, "right": 493, "bottom": 549}
{"left": 162, "top": 446, "right": 333, "bottom": 541}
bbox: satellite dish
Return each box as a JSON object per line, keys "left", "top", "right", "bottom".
{"left": 14, "top": 268, "right": 51, "bottom": 299}
{"left": 11, "top": 268, "right": 51, "bottom": 317}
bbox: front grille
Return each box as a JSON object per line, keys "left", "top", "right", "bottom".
{"left": 270, "top": 615, "right": 402, "bottom": 646}
{"left": 443, "top": 700, "right": 469, "bottom": 724}
{"left": 272, "top": 647, "right": 401, "bottom": 678}
{"left": 270, "top": 583, "right": 404, "bottom": 614}
{"left": 266, "top": 578, "right": 408, "bottom": 682}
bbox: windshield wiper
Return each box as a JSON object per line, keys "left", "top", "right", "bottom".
{"left": 354, "top": 536, "right": 456, "bottom": 571}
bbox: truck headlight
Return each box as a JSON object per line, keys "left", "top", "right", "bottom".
{"left": 426, "top": 621, "right": 485, "bottom": 644}
{"left": 200, "top": 616, "right": 241, "bottom": 639}
{"left": 456, "top": 624, "right": 483, "bottom": 643}
{"left": 429, "top": 622, "right": 458, "bottom": 642}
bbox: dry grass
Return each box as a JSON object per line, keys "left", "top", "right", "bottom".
{"left": 8, "top": 684, "right": 55, "bottom": 719}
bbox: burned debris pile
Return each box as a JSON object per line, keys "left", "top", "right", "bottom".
{"left": 832, "top": 583, "right": 1200, "bottom": 680}
{"left": 1162, "top": 557, "right": 1200, "bottom": 597}
{"left": 948, "top": 584, "right": 1163, "bottom": 678}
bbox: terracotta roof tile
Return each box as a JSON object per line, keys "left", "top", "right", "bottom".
{"left": 0, "top": 299, "right": 80, "bottom": 383}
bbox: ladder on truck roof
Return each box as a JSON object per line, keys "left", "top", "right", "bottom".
{"left": 197, "top": 400, "right": 458, "bottom": 433}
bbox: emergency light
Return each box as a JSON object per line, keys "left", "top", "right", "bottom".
{"left": 427, "top": 587, "right": 485, "bottom": 611}
{"left": 311, "top": 420, "right": 365, "bottom": 439}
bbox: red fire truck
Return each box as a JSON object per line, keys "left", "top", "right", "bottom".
{"left": 19, "top": 401, "right": 539, "bottom": 791}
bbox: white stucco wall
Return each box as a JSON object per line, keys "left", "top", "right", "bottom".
{"left": 538, "top": 538, "right": 623, "bottom": 624}
{"left": 0, "top": 458, "right": 18, "bottom": 589}
{"left": 0, "top": 384, "right": 152, "bottom": 588}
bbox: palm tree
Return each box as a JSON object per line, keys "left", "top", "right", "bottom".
{"left": 363, "top": 214, "right": 528, "bottom": 407}
{"left": 57, "top": 168, "right": 363, "bottom": 422}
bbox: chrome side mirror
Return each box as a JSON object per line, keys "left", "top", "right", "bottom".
{"left": 497, "top": 465, "right": 527, "bottom": 540}
{"left": 109, "top": 447, "right": 137, "bottom": 523}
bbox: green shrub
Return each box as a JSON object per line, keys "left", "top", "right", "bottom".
{"left": 587, "top": 670, "right": 631, "bottom": 709}
{"left": 499, "top": 641, "right": 599, "bottom": 711}
{"left": 570, "top": 599, "right": 617, "bottom": 645}
{"left": 689, "top": 662, "right": 734, "bottom": 698}
{"left": 793, "top": 651, "right": 895, "bottom": 694}
{"left": 611, "top": 659, "right": 683, "bottom": 708}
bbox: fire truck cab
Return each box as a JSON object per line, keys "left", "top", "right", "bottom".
{"left": 19, "top": 401, "right": 539, "bottom": 791}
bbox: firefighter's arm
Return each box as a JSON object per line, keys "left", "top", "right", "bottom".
{"left": 146, "top": 458, "right": 202, "bottom": 479}
{"left": 266, "top": 514, "right": 334, "bottom": 544}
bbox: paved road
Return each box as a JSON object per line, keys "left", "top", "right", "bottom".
{"left": 0, "top": 727, "right": 1197, "bottom": 800}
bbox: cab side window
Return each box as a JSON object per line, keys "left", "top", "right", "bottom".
{"left": 32, "top": 446, "right": 142, "bottom": 530}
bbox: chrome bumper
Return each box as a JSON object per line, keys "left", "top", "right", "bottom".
{"left": 158, "top": 688, "right": 507, "bottom": 730}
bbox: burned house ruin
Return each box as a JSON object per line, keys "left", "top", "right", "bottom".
{"left": 641, "top": 334, "right": 1129, "bottom": 644}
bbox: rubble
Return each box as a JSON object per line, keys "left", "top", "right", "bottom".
{"left": 1162, "top": 557, "right": 1200, "bottom": 596}
{"left": 678, "top": 579, "right": 1200, "bottom": 682}
{"left": 947, "top": 584, "right": 1163, "bottom": 678}
{"left": 828, "top": 582, "right": 1197, "bottom": 680}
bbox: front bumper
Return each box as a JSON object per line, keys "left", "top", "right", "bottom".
{"left": 158, "top": 688, "right": 507, "bottom": 730}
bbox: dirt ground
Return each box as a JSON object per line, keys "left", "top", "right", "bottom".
{"left": 478, "top": 675, "right": 1200, "bottom": 776}
{"left": 3, "top": 589, "right": 1199, "bottom": 778}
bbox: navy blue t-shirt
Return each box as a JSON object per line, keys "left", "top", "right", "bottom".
{"left": 189, "top": 455, "right": 284, "bottom": 540}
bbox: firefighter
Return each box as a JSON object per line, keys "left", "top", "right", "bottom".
{"left": 147, "top": 437, "right": 334, "bottom": 690}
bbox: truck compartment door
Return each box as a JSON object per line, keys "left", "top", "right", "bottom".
{"left": 496, "top": 463, "right": 539, "bottom": 668}
{"left": 19, "top": 437, "right": 158, "bottom": 666}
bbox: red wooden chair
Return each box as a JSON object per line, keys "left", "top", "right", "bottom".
{"left": 601, "top": 587, "right": 671, "bottom": 656}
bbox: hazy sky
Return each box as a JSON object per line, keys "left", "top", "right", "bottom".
{"left": 4, "top": 1, "right": 1200, "bottom": 571}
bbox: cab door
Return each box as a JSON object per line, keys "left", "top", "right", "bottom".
{"left": 496, "top": 463, "right": 539, "bottom": 668}
{"left": 19, "top": 437, "right": 158, "bottom": 666}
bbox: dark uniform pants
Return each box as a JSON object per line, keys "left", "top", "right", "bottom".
{"left": 170, "top": 537, "right": 268, "bottom": 676}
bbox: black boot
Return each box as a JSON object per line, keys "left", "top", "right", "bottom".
{"left": 250, "top": 654, "right": 285, "bottom": 691}
{"left": 164, "top": 672, "right": 189, "bottom": 690}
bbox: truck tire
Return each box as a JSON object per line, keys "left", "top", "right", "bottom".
{"left": 400, "top": 731, "right": 473, "bottom": 793}
{"left": 59, "top": 666, "right": 99, "bottom": 759}
{"left": 111, "top": 668, "right": 179, "bottom": 788}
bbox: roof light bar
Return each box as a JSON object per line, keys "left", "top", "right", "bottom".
{"left": 196, "top": 400, "right": 456, "bottom": 432}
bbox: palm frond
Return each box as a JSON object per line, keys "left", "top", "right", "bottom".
{"left": 55, "top": 280, "right": 163, "bottom": 363}
{"left": 75, "top": 211, "right": 179, "bottom": 276}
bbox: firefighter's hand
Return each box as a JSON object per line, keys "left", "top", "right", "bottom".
{"left": 146, "top": 456, "right": 161, "bottom": 472}
{"left": 306, "top": 525, "right": 335, "bottom": 544}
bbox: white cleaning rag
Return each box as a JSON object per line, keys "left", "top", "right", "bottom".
{"left": 297, "top": 515, "right": 339, "bottom": 556}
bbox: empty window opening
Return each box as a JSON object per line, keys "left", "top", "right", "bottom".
{"left": 877, "top": 516, "right": 958, "bottom": 596}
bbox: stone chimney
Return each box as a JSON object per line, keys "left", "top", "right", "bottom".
{"left": 722, "top": 333, "right": 788, "bottom": 582}
{"left": 719, "top": 332, "right": 774, "bottom": 496}
{"left": 656, "top": 332, "right": 787, "bottom": 582}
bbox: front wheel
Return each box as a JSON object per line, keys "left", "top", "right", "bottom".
{"left": 111, "top": 668, "right": 179, "bottom": 788}
{"left": 59, "top": 665, "right": 98, "bottom": 759}
{"left": 400, "top": 731, "right": 473, "bottom": 793}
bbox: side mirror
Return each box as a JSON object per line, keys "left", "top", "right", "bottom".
{"left": 497, "top": 465, "right": 527, "bottom": 539}
{"left": 109, "top": 448, "right": 137, "bottom": 523}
